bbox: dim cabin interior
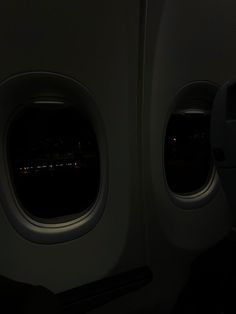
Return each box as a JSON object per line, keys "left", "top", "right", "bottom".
{"left": 0, "top": 0, "right": 235, "bottom": 313}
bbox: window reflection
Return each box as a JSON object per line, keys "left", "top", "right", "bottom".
{"left": 165, "top": 110, "right": 213, "bottom": 194}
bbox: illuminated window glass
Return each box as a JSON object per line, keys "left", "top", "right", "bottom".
{"left": 7, "top": 101, "right": 100, "bottom": 221}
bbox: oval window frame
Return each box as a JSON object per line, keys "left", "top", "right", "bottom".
{"left": 0, "top": 72, "right": 108, "bottom": 243}
{"left": 163, "top": 81, "right": 220, "bottom": 209}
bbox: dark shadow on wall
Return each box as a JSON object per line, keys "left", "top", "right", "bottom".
{"left": 171, "top": 235, "right": 234, "bottom": 314}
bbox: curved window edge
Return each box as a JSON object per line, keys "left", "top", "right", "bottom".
{"left": 0, "top": 72, "right": 109, "bottom": 244}
{"left": 164, "top": 167, "right": 220, "bottom": 210}
{"left": 162, "top": 80, "right": 220, "bottom": 209}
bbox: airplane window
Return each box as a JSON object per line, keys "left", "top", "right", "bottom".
{"left": 7, "top": 100, "right": 100, "bottom": 222}
{"left": 164, "top": 109, "right": 213, "bottom": 195}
